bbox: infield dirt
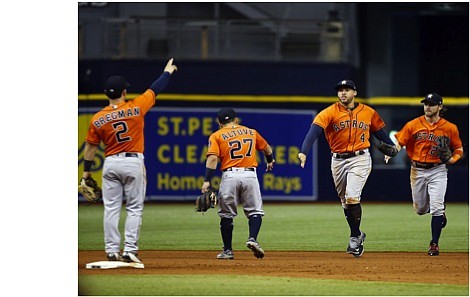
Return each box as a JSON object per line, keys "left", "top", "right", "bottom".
{"left": 79, "top": 250, "right": 468, "bottom": 285}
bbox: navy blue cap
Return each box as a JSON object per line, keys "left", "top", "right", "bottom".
{"left": 104, "top": 75, "right": 130, "bottom": 99}
{"left": 334, "top": 79, "right": 357, "bottom": 91}
{"left": 217, "top": 108, "right": 237, "bottom": 124}
{"left": 420, "top": 93, "right": 443, "bottom": 105}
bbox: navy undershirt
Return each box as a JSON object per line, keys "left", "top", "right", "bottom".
{"left": 150, "top": 71, "right": 171, "bottom": 94}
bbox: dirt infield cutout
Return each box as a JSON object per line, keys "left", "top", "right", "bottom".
{"left": 79, "top": 250, "right": 468, "bottom": 285}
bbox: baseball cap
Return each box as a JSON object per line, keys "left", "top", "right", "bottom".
{"left": 420, "top": 93, "right": 443, "bottom": 105}
{"left": 217, "top": 108, "right": 237, "bottom": 124}
{"left": 104, "top": 75, "right": 130, "bottom": 99}
{"left": 334, "top": 79, "right": 357, "bottom": 91}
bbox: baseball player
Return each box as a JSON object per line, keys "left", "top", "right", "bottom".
{"left": 201, "top": 108, "right": 275, "bottom": 260}
{"left": 298, "top": 79, "right": 397, "bottom": 257}
{"left": 385, "top": 93, "right": 463, "bottom": 256}
{"left": 81, "top": 58, "right": 178, "bottom": 263}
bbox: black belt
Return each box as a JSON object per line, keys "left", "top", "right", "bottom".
{"left": 332, "top": 150, "right": 365, "bottom": 159}
{"left": 223, "top": 167, "right": 255, "bottom": 172}
{"left": 411, "top": 161, "right": 440, "bottom": 169}
{"left": 111, "top": 152, "right": 139, "bottom": 158}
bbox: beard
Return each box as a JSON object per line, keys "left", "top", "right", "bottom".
{"left": 339, "top": 96, "right": 353, "bottom": 105}
{"left": 425, "top": 109, "right": 439, "bottom": 117}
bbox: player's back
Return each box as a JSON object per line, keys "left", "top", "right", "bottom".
{"left": 88, "top": 100, "right": 145, "bottom": 156}
{"left": 86, "top": 90, "right": 156, "bottom": 156}
{"left": 209, "top": 124, "right": 268, "bottom": 170}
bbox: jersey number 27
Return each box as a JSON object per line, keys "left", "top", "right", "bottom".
{"left": 228, "top": 138, "right": 253, "bottom": 159}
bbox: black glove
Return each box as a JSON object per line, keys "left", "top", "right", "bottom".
{"left": 436, "top": 136, "right": 452, "bottom": 164}
{"left": 195, "top": 188, "right": 217, "bottom": 213}
{"left": 374, "top": 141, "right": 398, "bottom": 157}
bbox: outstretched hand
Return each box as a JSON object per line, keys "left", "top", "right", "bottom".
{"left": 384, "top": 143, "right": 402, "bottom": 164}
{"left": 266, "top": 159, "right": 275, "bottom": 172}
{"left": 384, "top": 155, "right": 391, "bottom": 164}
{"left": 298, "top": 153, "right": 306, "bottom": 168}
{"left": 201, "top": 181, "right": 210, "bottom": 194}
{"left": 164, "top": 58, "right": 178, "bottom": 75}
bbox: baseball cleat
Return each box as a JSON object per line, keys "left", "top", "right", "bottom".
{"left": 346, "top": 232, "right": 366, "bottom": 257}
{"left": 106, "top": 252, "right": 121, "bottom": 261}
{"left": 217, "top": 250, "right": 234, "bottom": 260}
{"left": 246, "top": 239, "right": 265, "bottom": 259}
{"left": 428, "top": 242, "right": 440, "bottom": 256}
{"left": 122, "top": 252, "right": 142, "bottom": 263}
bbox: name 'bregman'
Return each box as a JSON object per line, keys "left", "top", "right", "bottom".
{"left": 93, "top": 107, "right": 141, "bottom": 129}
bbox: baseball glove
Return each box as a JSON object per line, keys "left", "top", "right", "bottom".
{"left": 436, "top": 136, "right": 452, "bottom": 164}
{"left": 374, "top": 141, "right": 398, "bottom": 157}
{"left": 195, "top": 188, "right": 217, "bottom": 213}
{"left": 78, "top": 176, "right": 102, "bottom": 203}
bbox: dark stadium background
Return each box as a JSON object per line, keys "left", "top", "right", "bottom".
{"left": 79, "top": 3, "right": 468, "bottom": 202}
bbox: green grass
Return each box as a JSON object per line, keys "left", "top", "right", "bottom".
{"left": 79, "top": 202, "right": 469, "bottom": 252}
{"left": 78, "top": 275, "right": 469, "bottom": 296}
{"left": 78, "top": 202, "right": 469, "bottom": 296}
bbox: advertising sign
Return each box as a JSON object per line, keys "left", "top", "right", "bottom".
{"left": 79, "top": 107, "right": 318, "bottom": 201}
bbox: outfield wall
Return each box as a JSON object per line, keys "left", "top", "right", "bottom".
{"left": 78, "top": 99, "right": 468, "bottom": 202}
{"left": 79, "top": 107, "right": 319, "bottom": 201}
{"left": 78, "top": 60, "right": 468, "bottom": 202}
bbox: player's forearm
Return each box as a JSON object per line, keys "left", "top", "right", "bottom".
{"left": 205, "top": 155, "right": 218, "bottom": 169}
{"left": 204, "top": 155, "right": 218, "bottom": 182}
{"left": 395, "top": 143, "right": 402, "bottom": 152}
{"left": 83, "top": 143, "right": 98, "bottom": 162}
{"left": 300, "top": 124, "right": 322, "bottom": 155}
{"left": 448, "top": 147, "right": 463, "bottom": 165}
{"left": 83, "top": 142, "right": 99, "bottom": 177}
{"left": 372, "top": 128, "right": 395, "bottom": 145}
{"left": 149, "top": 58, "right": 177, "bottom": 95}
{"left": 262, "top": 145, "right": 273, "bottom": 157}
{"left": 261, "top": 145, "right": 273, "bottom": 164}
{"left": 149, "top": 72, "right": 171, "bottom": 95}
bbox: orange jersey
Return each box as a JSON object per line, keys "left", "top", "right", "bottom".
{"left": 206, "top": 124, "right": 269, "bottom": 171}
{"left": 394, "top": 116, "right": 462, "bottom": 163}
{"left": 85, "top": 89, "right": 156, "bottom": 156}
{"left": 313, "top": 102, "right": 385, "bottom": 153}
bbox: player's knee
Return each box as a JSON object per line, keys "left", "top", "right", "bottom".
{"left": 415, "top": 208, "right": 429, "bottom": 215}
{"left": 220, "top": 217, "right": 233, "bottom": 226}
{"left": 245, "top": 210, "right": 264, "bottom": 218}
{"left": 429, "top": 209, "right": 445, "bottom": 216}
{"left": 248, "top": 214, "right": 262, "bottom": 228}
{"left": 343, "top": 202, "right": 361, "bottom": 210}
{"left": 345, "top": 197, "right": 360, "bottom": 205}
{"left": 413, "top": 203, "right": 429, "bottom": 215}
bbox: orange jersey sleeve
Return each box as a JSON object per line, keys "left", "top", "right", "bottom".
{"left": 206, "top": 124, "right": 268, "bottom": 171}
{"left": 394, "top": 116, "right": 462, "bottom": 163}
{"left": 313, "top": 102, "right": 385, "bottom": 153}
{"left": 85, "top": 89, "right": 156, "bottom": 156}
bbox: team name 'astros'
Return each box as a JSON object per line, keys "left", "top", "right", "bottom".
{"left": 93, "top": 107, "right": 141, "bottom": 129}
{"left": 414, "top": 132, "right": 440, "bottom": 142}
{"left": 221, "top": 128, "right": 254, "bottom": 140}
{"left": 332, "top": 120, "right": 369, "bottom": 132}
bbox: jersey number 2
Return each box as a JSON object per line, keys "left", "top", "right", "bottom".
{"left": 112, "top": 121, "right": 131, "bottom": 143}
{"left": 228, "top": 139, "right": 253, "bottom": 159}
